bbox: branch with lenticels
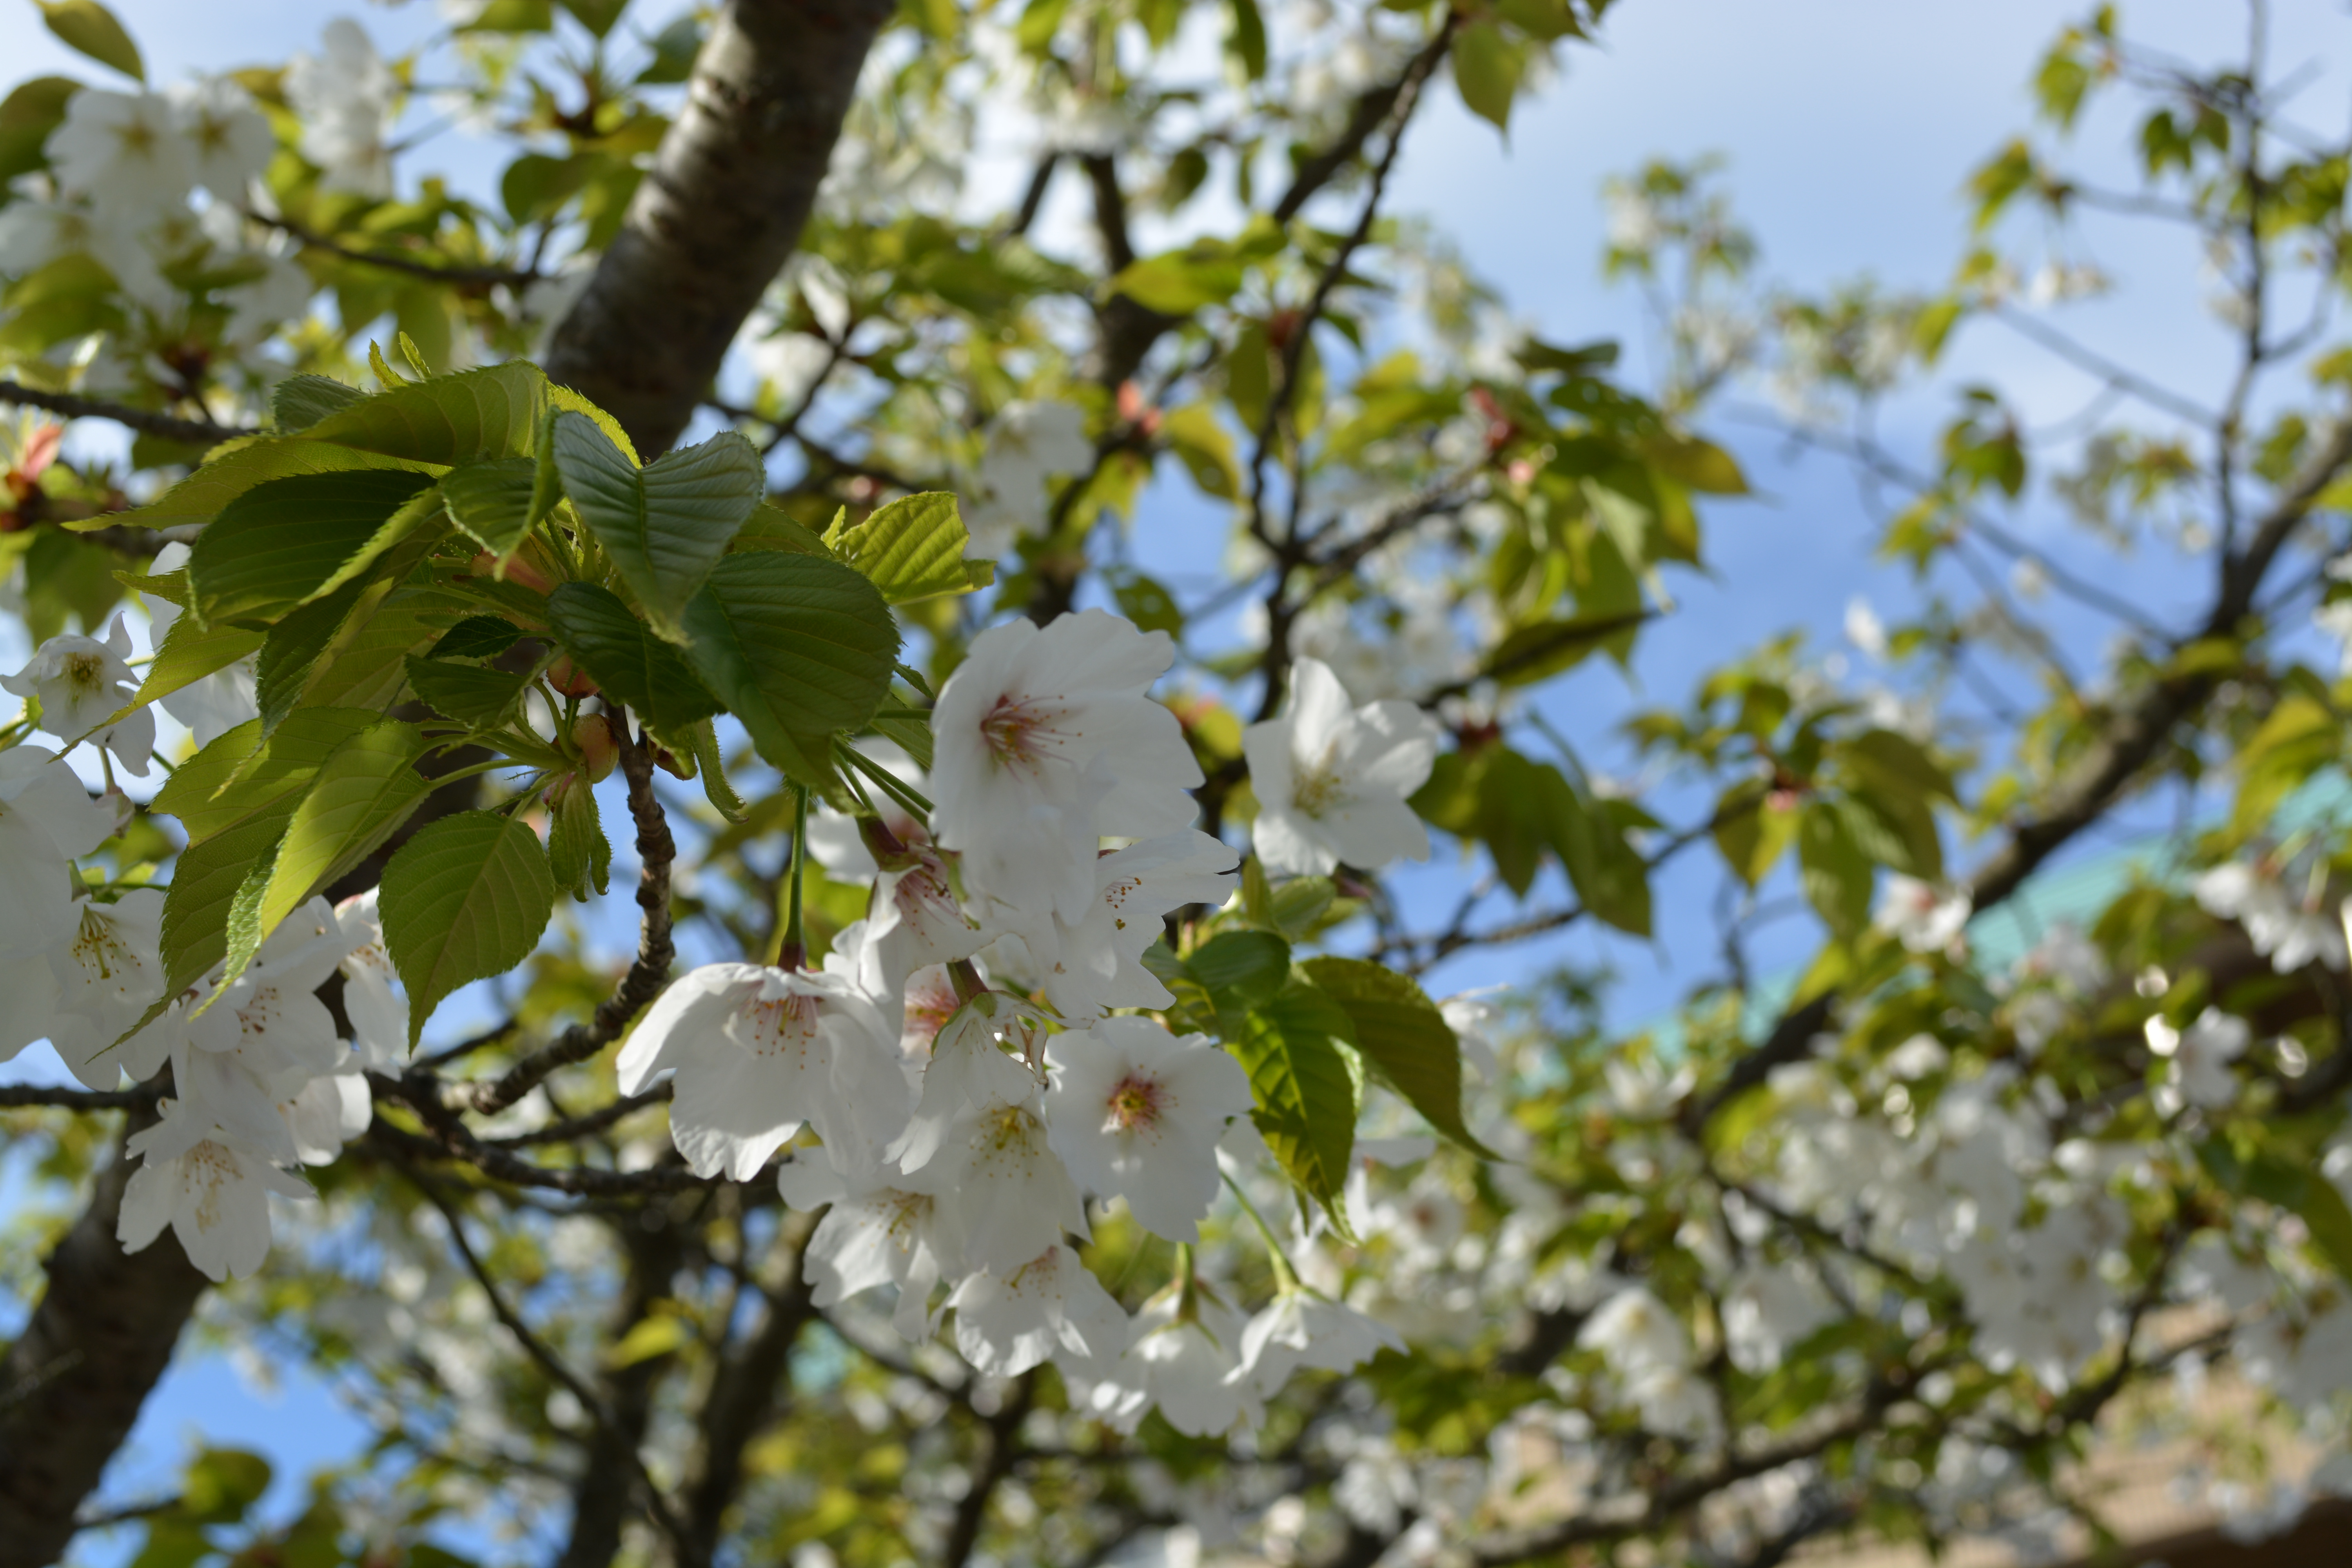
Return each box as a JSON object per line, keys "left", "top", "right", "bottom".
{"left": 460, "top": 714, "right": 677, "bottom": 1117}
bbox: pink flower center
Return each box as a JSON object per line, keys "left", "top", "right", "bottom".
{"left": 1105, "top": 1072, "right": 1168, "bottom": 1133}
{"left": 980, "top": 694, "right": 1064, "bottom": 771}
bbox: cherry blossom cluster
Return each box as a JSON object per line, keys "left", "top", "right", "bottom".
{"left": 620, "top": 613, "right": 1443, "bottom": 1436}
{"left": 0, "top": 597, "right": 1452, "bottom": 1438}
{"left": 0, "top": 609, "right": 398, "bottom": 1277}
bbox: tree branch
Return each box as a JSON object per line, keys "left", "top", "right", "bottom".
{"left": 541, "top": 0, "right": 898, "bottom": 456}
{"left": 465, "top": 718, "right": 676, "bottom": 1115}
{"left": 0, "top": 379, "right": 245, "bottom": 447}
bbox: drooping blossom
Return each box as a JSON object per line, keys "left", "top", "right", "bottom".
{"left": 1015, "top": 829, "right": 1236, "bottom": 1020}
{"left": 4, "top": 615, "right": 156, "bottom": 775}
{"left": 946, "top": 1242, "right": 1130, "bottom": 1377}
{"left": 1045, "top": 1017, "right": 1253, "bottom": 1243}
{"left": 118, "top": 1100, "right": 313, "bottom": 1282}
{"left": 1229, "top": 1288, "right": 1403, "bottom": 1399}
{"left": 616, "top": 960, "right": 909, "bottom": 1182}
{"left": 779, "top": 1154, "right": 963, "bottom": 1341}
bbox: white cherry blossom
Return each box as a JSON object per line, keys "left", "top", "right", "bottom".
{"left": 929, "top": 610, "right": 1201, "bottom": 924}
{"left": 173, "top": 900, "right": 357, "bottom": 1164}
{"left": 1873, "top": 874, "right": 1970, "bottom": 954}
{"left": 616, "top": 961, "right": 909, "bottom": 1182}
{"left": 946, "top": 1242, "right": 1129, "bottom": 1377}
{"left": 965, "top": 400, "right": 1093, "bottom": 556}
{"left": 2194, "top": 860, "right": 2348, "bottom": 973}
{"left": 779, "top": 1155, "right": 963, "bottom": 1340}
{"left": 45, "top": 888, "right": 172, "bottom": 1091}
{"left": 1243, "top": 656, "right": 1440, "bottom": 877}
{"left": 1229, "top": 1288, "right": 1403, "bottom": 1399}
{"left": 1045, "top": 1017, "right": 1253, "bottom": 1243}
{"left": 287, "top": 20, "right": 397, "bottom": 198}
{"left": 4, "top": 615, "right": 156, "bottom": 775}
{"left": 0, "top": 744, "right": 114, "bottom": 963}
{"left": 1014, "top": 829, "right": 1237, "bottom": 1019}
{"left": 45, "top": 91, "right": 197, "bottom": 212}
{"left": 171, "top": 77, "right": 275, "bottom": 200}
{"left": 2149, "top": 1007, "right": 2249, "bottom": 1112}
{"left": 118, "top": 1100, "right": 313, "bottom": 1282}
{"left": 333, "top": 889, "right": 408, "bottom": 1068}
{"left": 1094, "top": 1287, "right": 1261, "bottom": 1438}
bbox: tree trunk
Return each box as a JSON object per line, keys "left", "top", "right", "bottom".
{"left": 0, "top": 1095, "right": 208, "bottom": 1568}
{"left": 542, "top": 0, "right": 898, "bottom": 458}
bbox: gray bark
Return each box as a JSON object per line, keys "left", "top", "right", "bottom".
{"left": 542, "top": 0, "right": 898, "bottom": 457}
{"left": 0, "top": 1096, "right": 208, "bottom": 1568}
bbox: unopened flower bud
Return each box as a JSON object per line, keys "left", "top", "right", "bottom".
{"left": 571, "top": 714, "right": 618, "bottom": 782}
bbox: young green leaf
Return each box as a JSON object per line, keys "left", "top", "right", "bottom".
{"left": 441, "top": 456, "right": 544, "bottom": 555}
{"left": 130, "top": 611, "right": 263, "bottom": 713}
{"left": 551, "top": 411, "right": 766, "bottom": 640}
{"left": 185, "top": 470, "right": 436, "bottom": 628}
{"left": 1232, "top": 978, "right": 1361, "bottom": 1227}
{"left": 548, "top": 784, "right": 612, "bottom": 901}
{"left": 36, "top": 0, "right": 143, "bottom": 81}
{"left": 679, "top": 553, "right": 901, "bottom": 788}
{"left": 1301, "top": 956, "right": 1497, "bottom": 1158}
{"left": 428, "top": 615, "right": 525, "bottom": 661}
{"left": 380, "top": 809, "right": 558, "bottom": 1048}
{"left": 297, "top": 361, "right": 549, "bottom": 466}
{"left": 828, "top": 492, "right": 985, "bottom": 604}
{"left": 545, "top": 581, "right": 723, "bottom": 730}
{"left": 272, "top": 374, "right": 365, "bottom": 432}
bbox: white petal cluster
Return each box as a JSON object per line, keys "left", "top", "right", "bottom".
{"left": 1872, "top": 873, "right": 1971, "bottom": 954}
{"left": 286, "top": 19, "right": 399, "bottom": 198}
{"left": 963, "top": 400, "right": 1093, "bottom": 557}
{"left": 2194, "top": 860, "right": 2349, "bottom": 973}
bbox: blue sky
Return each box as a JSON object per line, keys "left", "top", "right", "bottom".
{"left": 8, "top": 0, "right": 2350, "bottom": 1555}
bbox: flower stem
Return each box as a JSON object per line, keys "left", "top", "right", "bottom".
{"left": 1222, "top": 1170, "right": 1300, "bottom": 1293}
{"left": 776, "top": 782, "right": 808, "bottom": 969}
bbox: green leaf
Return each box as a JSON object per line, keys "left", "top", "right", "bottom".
{"left": 36, "top": 0, "right": 143, "bottom": 81}
{"left": 1797, "top": 800, "right": 1873, "bottom": 937}
{"left": 1225, "top": 0, "right": 1267, "bottom": 78}
{"left": 180, "top": 1447, "right": 271, "bottom": 1523}
{"left": 679, "top": 553, "right": 902, "bottom": 788}
{"left": 1842, "top": 728, "right": 1958, "bottom": 802}
{"left": 297, "top": 361, "right": 548, "bottom": 466}
{"left": 405, "top": 655, "right": 531, "bottom": 727}
{"left": 442, "top": 456, "right": 544, "bottom": 555}
{"left": 130, "top": 610, "right": 262, "bottom": 712}
{"left": 380, "top": 809, "right": 557, "bottom": 1048}
{"left": 185, "top": 470, "right": 435, "bottom": 628}
{"left": 546, "top": 581, "right": 724, "bottom": 731}
{"left": 0, "top": 77, "right": 79, "bottom": 186}
{"left": 1302, "top": 956, "right": 1497, "bottom": 1158}
{"left": 111, "top": 439, "right": 435, "bottom": 534}
{"left": 731, "top": 501, "right": 834, "bottom": 556}
{"left": 254, "top": 577, "right": 373, "bottom": 731}
{"left": 269, "top": 721, "right": 434, "bottom": 909}
{"left": 155, "top": 710, "right": 381, "bottom": 993}
{"left": 1233, "top": 978, "right": 1360, "bottom": 1224}
{"left": 1483, "top": 610, "right": 1646, "bottom": 687}
{"left": 214, "top": 721, "right": 433, "bottom": 993}
{"left": 552, "top": 412, "right": 765, "bottom": 641}
{"left": 271, "top": 374, "right": 363, "bottom": 432}
{"left": 1184, "top": 930, "right": 1290, "bottom": 1033}
{"left": 829, "top": 492, "right": 986, "bottom": 605}
{"left": 1536, "top": 769, "right": 1652, "bottom": 936}
{"left": 549, "top": 783, "right": 612, "bottom": 902}
{"left": 428, "top": 615, "right": 524, "bottom": 661}
{"left": 1452, "top": 22, "right": 1524, "bottom": 132}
